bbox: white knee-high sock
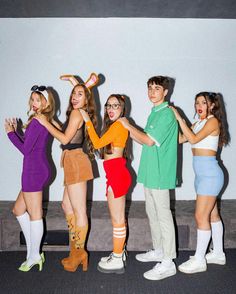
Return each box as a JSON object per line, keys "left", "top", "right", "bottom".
{"left": 16, "top": 212, "right": 31, "bottom": 259}
{"left": 211, "top": 221, "right": 224, "bottom": 254}
{"left": 27, "top": 219, "right": 43, "bottom": 266}
{"left": 195, "top": 229, "right": 211, "bottom": 261}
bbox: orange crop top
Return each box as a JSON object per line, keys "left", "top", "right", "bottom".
{"left": 86, "top": 120, "right": 128, "bottom": 149}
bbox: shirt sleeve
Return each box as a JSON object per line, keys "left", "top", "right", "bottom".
{"left": 8, "top": 132, "right": 24, "bottom": 154}
{"left": 146, "top": 109, "right": 177, "bottom": 147}
{"left": 86, "top": 121, "right": 119, "bottom": 149}
{"left": 8, "top": 119, "right": 44, "bottom": 155}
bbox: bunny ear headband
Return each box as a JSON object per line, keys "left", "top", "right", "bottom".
{"left": 60, "top": 73, "right": 99, "bottom": 91}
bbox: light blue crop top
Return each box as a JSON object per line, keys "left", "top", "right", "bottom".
{"left": 191, "top": 115, "right": 219, "bottom": 151}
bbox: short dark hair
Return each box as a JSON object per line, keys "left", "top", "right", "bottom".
{"left": 147, "top": 76, "right": 170, "bottom": 90}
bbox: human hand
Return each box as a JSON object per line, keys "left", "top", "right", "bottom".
{"left": 35, "top": 114, "right": 48, "bottom": 126}
{"left": 79, "top": 109, "right": 90, "bottom": 123}
{"left": 169, "top": 106, "right": 182, "bottom": 121}
{"left": 4, "top": 118, "right": 15, "bottom": 133}
{"left": 118, "top": 117, "right": 130, "bottom": 129}
{"left": 60, "top": 75, "right": 79, "bottom": 87}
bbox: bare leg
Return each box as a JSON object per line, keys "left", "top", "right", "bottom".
{"left": 13, "top": 191, "right": 30, "bottom": 260}
{"left": 67, "top": 182, "right": 88, "bottom": 227}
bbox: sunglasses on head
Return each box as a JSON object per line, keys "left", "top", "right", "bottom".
{"left": 31, "top": 85, "right": 46, "bottom": 92}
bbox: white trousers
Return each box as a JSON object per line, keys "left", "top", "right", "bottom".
{"left": 144, "top": 187, "right": 176, "bottom": 259}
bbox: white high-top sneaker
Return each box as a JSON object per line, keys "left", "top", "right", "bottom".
{"left": 97, "top": 252, "right": 125, "bottom": 274}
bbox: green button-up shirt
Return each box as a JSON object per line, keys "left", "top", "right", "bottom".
{"left": 137, "top": 101, "right": 178, "bottom": 189}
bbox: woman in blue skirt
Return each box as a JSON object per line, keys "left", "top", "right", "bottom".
{"left": 171, "top": 92, "right": 229, "bottom": 274}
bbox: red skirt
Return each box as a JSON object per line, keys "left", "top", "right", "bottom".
{"left": 103, "top": 157, "right": 132, "bottom": 198}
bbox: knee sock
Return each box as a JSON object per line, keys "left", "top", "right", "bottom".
{"left": 195, "top": 229, "right": 211, "bottom": 261}
{"left": 66, "top": 214, "right": 76, "bottom": 242}
{"left": 211, "top": 221, "right": 224, "bottom": 254}
{"left": 75, "top": 224, "right": 88, "bottom": 249}
{"left": 16, "top": 212, "right": 31, "bottom": 259}
{"left": 27, "top": 219, "right": 44, "bottom": 266}
{"left": 113, "top": 223, "right": 126, "bottom": 255}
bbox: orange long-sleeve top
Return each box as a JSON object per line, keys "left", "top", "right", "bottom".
{"left": 86, "top": 120, "right": 128, "bottom": 149}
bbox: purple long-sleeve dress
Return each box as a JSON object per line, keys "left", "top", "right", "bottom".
{"left": 8, "top": 118, "right": 51, "bottom": 192}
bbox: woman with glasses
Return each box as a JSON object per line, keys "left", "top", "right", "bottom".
{"left": 170, "top": 92, "right": 229, "bottom": 274}
{"left": 5, "top": 85, "right": 56, "bottom": 271}
{"left": 80, "top": 94, "right": 132, "bottom": 274}
{"left": 36, "top": 74, "right": 98, "bottom": 272}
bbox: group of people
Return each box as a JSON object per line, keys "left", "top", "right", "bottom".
{"left": 4, "top": 74, "right": 229, "bottom": 281}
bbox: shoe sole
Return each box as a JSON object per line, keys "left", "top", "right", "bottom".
{"left": 135, "top": 257, "right": 163, "bottom": 263}
{"left": 206, "top": 260, "right": 226, "bottom": 265}
{"left": 97, "top": 265, "right": 125, "bottom": 274}
{"left": 143, "top": 269, "right": 176, "bottom": 281}
{"left": 178, "top": 267, "right": 207, "bottom": 274}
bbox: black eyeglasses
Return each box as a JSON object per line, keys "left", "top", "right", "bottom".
{"left": 31, "top": 85, "right": 46, "bottom": 92}
{"left": 105, "top": 103, "right": 121, "bottom": 110}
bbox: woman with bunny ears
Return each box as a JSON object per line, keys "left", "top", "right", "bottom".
{"left": 80, "top": 94, "right": 132, "bottom": 274}
{"left": 36, "top": 74, "right": 98, "bottom": 272}
{"left": 5, "top": 85, "right": 55, "bottom": 272}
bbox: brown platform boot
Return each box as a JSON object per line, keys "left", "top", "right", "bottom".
{"left": 63, "top": 248, "right": 88, "bottom": 272}
{"left": 61, "top": 239, "right": 76, "bottom": 266}
{"left": 61, "top": 214, "right": 76, "bottom": 266}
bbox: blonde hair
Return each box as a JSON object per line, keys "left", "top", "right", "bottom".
{"left": 26, "top": 90, "right": 55, "bottom": 127}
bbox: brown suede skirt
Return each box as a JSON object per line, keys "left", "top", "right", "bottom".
{"left": 61, "top": 149, "right": 93, "bottom": 185}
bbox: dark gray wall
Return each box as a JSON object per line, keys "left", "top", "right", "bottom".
{"left": 0, "top": 0, "right": 236, "bottom": 18}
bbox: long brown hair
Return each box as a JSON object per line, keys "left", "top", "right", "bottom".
{"left": 195, "top": 92, "right": 230, "bottom": 147}
{"left": 100, "top": 94, "right": 127, "bottom": 159}
{"left": 66, "top": 84, "right": 98, "bottom": 160}
{"left": 26, "top": 90, "right": 55, "bottom": 126}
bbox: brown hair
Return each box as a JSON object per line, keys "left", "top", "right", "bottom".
{"left": 100, "top": 94, "right": 128, "bottom": 159}
{"left": 66, "top": 84, "right": 98, "bottom": 160}
{"left": 147, "top": 76, "right": 170, "bottom": 90}
{"left": 195, "top": 92, "right": 230, "bottom": 147}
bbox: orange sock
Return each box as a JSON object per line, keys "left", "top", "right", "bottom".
{"left": 113, "top": 223, "right": 126, "bottom": 254}
{"left": 75, "top": 224, "right": 88, "bottom": 249}
{"left": 66, "top": 214, "right": 75, "bottom": 242}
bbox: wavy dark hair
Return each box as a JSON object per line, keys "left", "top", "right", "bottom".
{"left": 26, "top": 90, "right": 55, "bottom": 127}
{"left": 66, "top": 84, "right": 98, "bottom": 160}
{"left": 100, "top": 94, "right": 127, "bottom": 159}
{"left": 195, "top": 92, "right": 230, "bottom": 147}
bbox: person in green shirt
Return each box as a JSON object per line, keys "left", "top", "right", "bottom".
{"left": 119, "top": 76, "right": 178, "bottom": 281}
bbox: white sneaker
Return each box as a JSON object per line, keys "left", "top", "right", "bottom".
{"left": 97, "top": 252, "right": 125, "bottom": 274}
{"left": 143, "top": 262, "right": 176, "bottom": 281}
{"left": 206, "top": 249, "right": 226, "bottom": 265}
{"left": 136, "top": 250, "right": 164, "bottom": 262}
{"left": 178, "top": 256, "right": 207, "bottom": 274}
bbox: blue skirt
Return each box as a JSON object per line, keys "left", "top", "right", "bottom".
{"left": 193, "top": 156, "right": 224, "bottom": 196}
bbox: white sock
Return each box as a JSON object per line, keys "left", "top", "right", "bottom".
{"left": 16, "top": 212, "right": 31, "bottom": 259}
{"left": 195, "top": 229, "right": 211, "bottom": 261}
{"left": 211, "top": 221, "right": 224, "bottom": 254}
{"left": 27, "top": 219, "right": 43, "bottom": 266}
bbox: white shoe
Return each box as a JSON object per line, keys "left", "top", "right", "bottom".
{"left": 143, "top": 262, "right": 176, "bottom": 281}
{"left": 206, "top": 249, "right": 226, "bottom": 265}
{"left": 136, "top": 250, "right": 164, "bottom": 262}
{"left": 178, "top": 256, "right": 207, "bottom": 274}
{"left": 100, "top": 250, "right": 127, "bottom": 263}
{"left": 97, "top": 252, "right": 125, "bottom": 274}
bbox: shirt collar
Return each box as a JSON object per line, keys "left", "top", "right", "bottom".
{"left": 152, "top": 101, "right": 168, "bottom": 112}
